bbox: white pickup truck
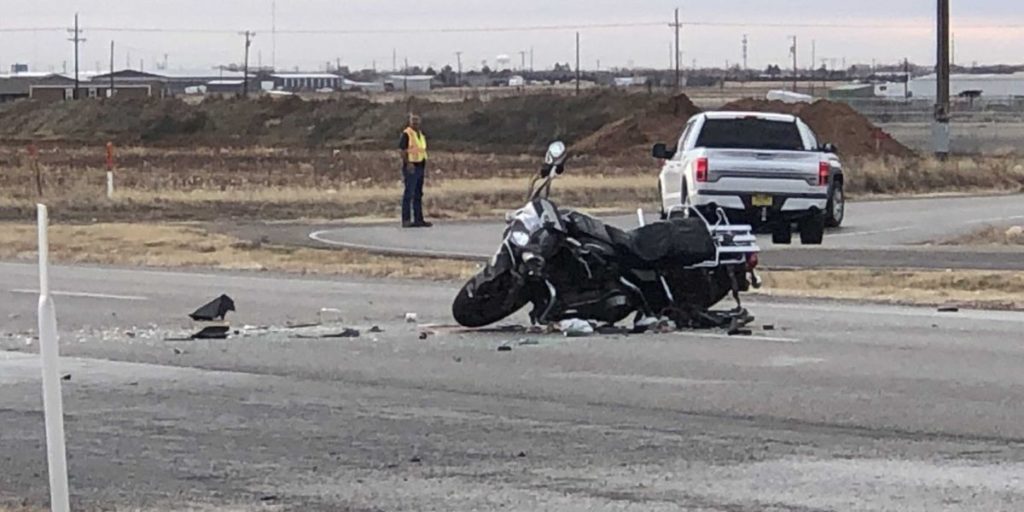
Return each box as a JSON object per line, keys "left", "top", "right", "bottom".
{"left": 653, "top": 111, "right": 844, "bottom": 245}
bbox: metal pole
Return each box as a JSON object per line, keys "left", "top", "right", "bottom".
{"left": 455, "top": 51, "right": 462, "bottom": 87}
{"left": 271, "top": 0, "right": 277, "bottom": 69}
{"left": 935, "top": 0, "right": 951, "bottom": 158}
{"left": 109, "top": 40, "right": 115, "bottom": 97}
{"left": 673, "top": 8, "right": 681, "bottom": 91}
{"left": 37, "top": 204, "right": 71, "bottom": 512}
{"left": 575, "top": 32, "right": 581, "bottom": 96}
{"left": 790, "top": 35, "right": 798, "bottom": 92}
{"left": 241, "top": 31, "right": 253, "bottom": 98}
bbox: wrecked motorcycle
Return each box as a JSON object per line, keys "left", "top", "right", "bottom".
{"left": 452, "top": 141, "right": 761, "bottom": 330}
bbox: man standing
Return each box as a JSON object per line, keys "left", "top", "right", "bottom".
{"left": 399, "top": 114, "right": 432, "bottom": 228}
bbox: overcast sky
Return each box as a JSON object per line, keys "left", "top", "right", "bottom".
{"left": 3, "top": 1, "right": 1022, "bottom": 74}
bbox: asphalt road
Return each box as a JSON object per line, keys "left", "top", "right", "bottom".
{"left": 270, "top": 194, "right": 1024, "bottom": 270}
{"left": 4, "top": 262, "right": 1024, "bottom": 510}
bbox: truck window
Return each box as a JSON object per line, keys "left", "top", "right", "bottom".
{"left": 696, "top": 118, "right": 805, "bottom": 151}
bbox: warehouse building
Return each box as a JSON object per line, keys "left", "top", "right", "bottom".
{"left": 271, "top": 73, "right": 343, "bottom": 91}
{"left": 909, "top": 73, "right": 1024, "bottom": 98}
{"left": 387, "top": 75, "right": 434, "bottom": 93}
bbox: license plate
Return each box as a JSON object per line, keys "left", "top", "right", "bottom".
{"left": 752, "top": 194, "right": 773, "bottom": 207}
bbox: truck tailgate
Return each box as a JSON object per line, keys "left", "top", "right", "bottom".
{"left": 705, "top": 149, "right": 821, "bottom": 185}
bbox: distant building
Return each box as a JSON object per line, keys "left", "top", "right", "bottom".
{"left": 272, "top": 73, "right": 343, "bottom": 91}
{"left": 342, "top": 78, "right": 385, "bottom": 93}
{"left": 0, "top": 73, "right": 74, "bottom": 102}
{"left": 909, "top": 73, "right": 1024, "bottom": 98}
{"left": 387, "top": 75, "right": 433, "bottom": 94}
{"left": 30, "top": 83, "right": 151, "bottom": 102}
{"left": 10, "top": 64, "right": 29, "bottom": 74}
{"left": 205, "top": 79, "right": 247, "bottom": 96}
{"left": 828, "top": 84, "right": 876, "bottom": 100}
{"left": 91, "top": 69, "right": 253, "bottom": 97}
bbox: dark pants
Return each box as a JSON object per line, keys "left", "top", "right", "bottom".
{"left": 402, "top": 161, "right": 426, "bottom": 223}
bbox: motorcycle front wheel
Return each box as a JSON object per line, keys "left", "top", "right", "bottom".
{"left": 452, "top": 271, "right": 530, "bottom": 328}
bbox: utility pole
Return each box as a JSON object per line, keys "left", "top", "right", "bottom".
{"left": 904, "top": 57, "right": 911, "bottom": 100}
{"left": 404, "top": 57, "right": 409, "bottom": 93}
{"left": 109, "top": 40, "right": 115, "bottom": 98}
{"left": 671, "top": 8, "right": 682, "bottom": 91}
{"left": 575, "top": 32, "right": 581, "bottom": 96}
{"left": 742, "top": 34, "right": 748, "bottom": 72}
{"left": 935, "top": 0, "right": 951, "bottom": 158}
{"left": 455, "top": 51, "right": 463, "bottom": 87}
{"left": 271, "top": 0, "right": 277, "bottom": 69}
{"left": 789, "top": 35, "right": 798, "bottom": 92}
{"left": 519, "top": 50, "right": 526, "bottom": 71}
{"left": 240, "top": 30, "right": 254, "bottom": 98}
{"left": 392, "top": 48, "right": 397, "bottom": 73}
{"left": 530, "top": 47, "right": 534, "bottom": 71}
{"left": 67, "top": 13, "right": 85, "bottom": 100}
{"left": 811, "top": 40, "right": 816, "bottom": 74}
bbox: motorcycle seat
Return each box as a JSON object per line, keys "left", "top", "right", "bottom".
{"left": 565, "top": 211, "right": 716, "bottom": 269}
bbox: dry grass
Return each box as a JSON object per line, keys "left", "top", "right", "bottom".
{"left": 940, "top": 225, "right": 1024, "bottom": 246}
{"left": 0, "top": 223, "right": 477, "bottom": 281}
{"left": 848, "top": 156, "right": 1024, "bottom": 196}
{"left": 760, "top": 268, "right": 1024, "bottom": 309}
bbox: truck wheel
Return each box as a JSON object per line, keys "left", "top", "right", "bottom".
{"left": 800, "top": 213, "right": 826, "bottom": 245}
{"left": 771, "top": 223, "right": 793, "bottom": 245}
{"left": 826, "top": 180, "right": 845, "bottom": 228}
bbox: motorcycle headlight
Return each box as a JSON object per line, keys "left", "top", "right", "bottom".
{"left": 510, "top": 229, "right": 531, "bottom": 247}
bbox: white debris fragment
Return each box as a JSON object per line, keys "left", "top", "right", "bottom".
{"left": 558, "top": 319, "right": 594, "bottom": 337}
{"left": 318, "top": 308, "right": 343, "bottom": 324}
{"left": 405, "top": 313, "right": 418, "bottom": 323}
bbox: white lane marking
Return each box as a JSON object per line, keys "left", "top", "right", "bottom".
{"left": 308, "top": 229, "right": 489, "bottom": 260}
{"left": 831, "top": 226, "right": 913, "bottom": 238}
{"left": 964, "top": 214, "right": 1024, "bottom": 225}
{"left": 9, "top": 289, "right": 148, "bottom": 301}
{"left": 548, "top": 371, "right": 726, "bottom": 386}
{"left": 762, "top": 356, "right": 826, "bottom": 368}
{"left": 753, "top": 301, "right": 1024, "bottom": 323}
{"left": 682, "top": 332, "right": 802, "bottom": 344}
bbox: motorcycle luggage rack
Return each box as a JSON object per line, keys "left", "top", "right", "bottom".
{"left": 666, "top": 205, "right": 759, "bottom": 269}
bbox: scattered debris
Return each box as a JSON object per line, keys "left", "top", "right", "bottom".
{"left": 728, "top": 327, "right": 754, "bottom": 336}
{"left": 452, "top": 356, "right": 463, "bottom": 363}
{"left": 405, "top": 313, "right": 418, "bottom": 323}
{"left": 369, "top": 325, "right": 383, "bottom": 333}
{"left": 938, "top": 305, "right": 960, "bottom": 313}
{"left": 497, "top": 345, "right": 513, "bottom": 352}
{"left": 189, "top": 294, "right": 235, "bottom": 321}
{"left": 259, "top": 495, "right": 279, "bottom": 503}
{"left": 61, "top": 374, "right": 71, "bottom": 381}
{"left": 559, "top": 318, "right": 595, "bottom": 337}
{"left": 318, "top": 308, "right": 343, "bottom": 324}
{"left": 517, "top": 451, "right": 527, "bottom": 458}
{"left": 409, "top": 456, "right": 422, "bottom": 463}
{"left": 517, "top": 338, "right": 540, "bottom": 346}
{"left": 321, "top": 328, "right": 361, "bottom": 339}
{"left": 763, "top": 324, "right": 776, "bottom": 331}
{"left": 191, "top": 325, "right": 230, "bottom": 340}
{"left": 285, "top": 321, "right": 319, "bottom": 329}
{"left": 596, "top": 325, "right": 631, "bottom": 335}
{"left": 173, "top": 348, "right": 185, "bottom": 355}
{"left": 418, "top": 332, "right": 430, "bottom": 340}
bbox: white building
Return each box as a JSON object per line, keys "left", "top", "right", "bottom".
{"left": 388, "top": 75, "right": 433, "bottom": 93}
{"left": 909, "top": 73, "right": 1024, "bottom": 99}
{"left": 272, "top": 73, "right": 343, "bottom": 91}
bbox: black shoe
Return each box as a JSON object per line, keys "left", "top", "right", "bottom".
{"left": 402, "top": 221, "right": 415, "bottom": 228}
{"left": 412, "top": 221, "right": 433, "bottom": 228}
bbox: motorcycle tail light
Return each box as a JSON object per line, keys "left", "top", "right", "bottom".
{"left": 747, "top": 252, "right": 759, "bottom": 270}
{"left": 818, "top": 161, "right": 829, "bottom": 186}
{"left": 696, "top": 157, "right": 709, "bottom": 182}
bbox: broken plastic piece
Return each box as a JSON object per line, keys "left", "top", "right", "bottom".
{"left": 189, "top": 295, "right": 235, "bottom": 321}
{"left": 559, "top": 318, "right": 594, "bottom": 337}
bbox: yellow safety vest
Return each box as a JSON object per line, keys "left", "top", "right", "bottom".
{"left": 404, "top": 127, "right": 428, "bottom": 163}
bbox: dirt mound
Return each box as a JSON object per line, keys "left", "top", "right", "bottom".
{"left": 719, "top": 98, "right": 915, "bottom": 158}
{"left": 572, "top": 94, "right": 702, "bottom": 156}
{"left": 0, "top": 91, "right": 658, "bottom": 154}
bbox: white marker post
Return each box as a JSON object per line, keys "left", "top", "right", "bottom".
{"left": 106, "top": 172, "right": 114, "bottom": 200}
{"left": 37, "top": 204, "right": 71, "bottom": 512}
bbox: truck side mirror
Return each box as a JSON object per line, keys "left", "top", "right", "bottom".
{"left": 821, "top": 143, "right": 838, "bottom": 154}
{"left": 652, "top": 143, "right": 675, "bottom": 160}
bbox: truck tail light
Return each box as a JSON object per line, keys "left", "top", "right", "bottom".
{"left": 818, "top": 161, "right": 829, "bottom": 186}
{"left": 695, "top": 157, "right": 709, "bottom": 183}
